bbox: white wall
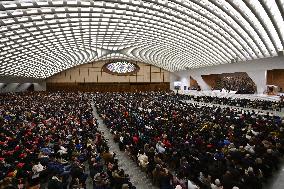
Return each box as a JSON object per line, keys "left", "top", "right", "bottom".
{"left": 0, "top": 82, "right": 46, "bottom": 93}
{"left": 34, "top": 82, "right": 46, "bottom": 91}
{"left": 247, "top": 70, "right": 267, "bottom": 94}
{"left": 171, "top": 56, "right": 284, "bottom": 94}
{"left": 15, "top": 83, "right": 33, "bottom": 92}
{"left": 0, "top": 83, "right": 21, "bottom": 93}
{"left": 169, "top": 72, "right": 180, "bottom": 91}
{"left": 0, "top": 76, "right": 46, "bottom": 93}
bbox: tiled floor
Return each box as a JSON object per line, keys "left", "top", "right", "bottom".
{"left": 263, "top": 160, "right": 284, "bottom": 189}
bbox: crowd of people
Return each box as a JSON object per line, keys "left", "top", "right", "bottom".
{"left": 214, "top": 74, "right": 256, "bottom": 94}
{"left": 184, "top": 95, "right": 283, "bottom": 111}
{"left": 0, "top": 92, "right": 134, "bottom": 189}
{"left": 1, "top": 91, "right": 283, "bottom": 189}
{"left": 95, "top": 91, "right": 284, "bottom": 189}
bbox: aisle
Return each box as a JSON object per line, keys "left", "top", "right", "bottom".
{"left": 264, "top": 162, "right": 284, "bottom": 189}
{"left": 91, "top": 103, "right": 157, "bottom": 189}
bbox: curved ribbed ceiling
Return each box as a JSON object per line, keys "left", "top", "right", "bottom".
{"left": 0, "top": 0, "right": 284, "bottom": 78}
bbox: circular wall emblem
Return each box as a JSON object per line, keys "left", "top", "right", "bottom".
{"left": 102, "top": 61, "right": 140, "bottom": 75}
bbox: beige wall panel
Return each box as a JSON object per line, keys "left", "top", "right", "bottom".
{"left": 151, "top": 66, "right": 161, "bottom": 72}
{"left": 129, "top": 76, "right": 137, "bottom": 82}
{"left": 89, "top": 68, "right": 98, "bottom": 73}
{"left": 80, "top": 70, "right": 89, "bottom": 75}
{"left": 47, "top": 61, "right": 170, "bottom": 83}
{"left": 114, "top": 75, "right": 130, "bottom": 83}
{"left": 93, "top": 74, "right": 100, "bottom": 83}
{"left": 85, "top": 75, "right": 97, "bottom": 83}
{"left": 76, "top": 74, "right": 85, "bottom": 83}
{"left": 50, "top": 74, "right": 58, "bottom": 79}
{"left": 145, "top": 71, "right": 151, "bottom": 82}
{"left": 60, "top": 72, "right": 68, "bottom": 83}
{"left": 69, "top": 74, "right": 75, "bottom": 83}
{"left": 69, "top": 68, "right": 77, "bottom": 75}
{"left": 78, "top": 64, "right": 91, "bottom": 68}
{"left": 96, "top": 73, "right": 103, "bottom": 83}
{"left": 98, "top": 73, "right": 112, "bottom": 83}
{"left": 101, "top": 74, "right": 114, "bottom": 83}
{"left": 136, "top": 75, "right": 144, "bottom": 82}
{"left": 77, "top": 71, "right": 86, "bottom": 82}
{"left": 142, "top": 66, "right": 150, "bottom": 81}
{"left": 49, "top": 78, "right": 56, "bottom": 83}
{"left": 47, "top": 77, "right": 55, "bottom": 82}
{"left": 163, "top": 72, "right": 170, "bottom": 82}
{"left": 151, "top": 73, "right": 162, "bottom": 82}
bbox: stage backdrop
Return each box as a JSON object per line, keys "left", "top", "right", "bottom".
{"left": 46, "top": 60, "right": 170, "bottom": 92}
{"left": 267, "top": 69, "right": 284, "bottom": 92}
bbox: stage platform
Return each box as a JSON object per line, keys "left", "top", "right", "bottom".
{"left": 184, "top": 90, "right": 281, "bottom": 102}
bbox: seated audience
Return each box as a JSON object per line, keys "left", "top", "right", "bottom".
{"left": 0, "top": 92, "right": 134, "bottom": 189}
{"left": 94, "top": 91, "right": 284, "bottom": 189}
{"left": 214, "top": 73, "right": 256, "bottom": 94}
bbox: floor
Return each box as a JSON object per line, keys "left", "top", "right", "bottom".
{"left": 264, "top": 161, "right": 284, "bottom": 189}
{"left": 91, "top": 102, "right": 158, "bottom": 189}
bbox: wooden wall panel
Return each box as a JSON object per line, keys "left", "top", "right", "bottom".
{"left": 46, "top": 61, "right": 170, "bottom": 84}
{"left": 46, "top": 60, "right": 170, "bottom": 92}
{"left": 190, "top": 77, "right": 198, "bottom": 87}
{"left": 267, "top": 69, "right": 284, "bottom": 90}
{"left": 151, "top": 73, "right": 161, "bottom": 82}
{"left": 202, "top": 74, "right": 219, "bottom": 89}
{"left": 46, "top": 82, "right": 170, "bottom": 92}
{"left": 163, "top": 72, "right": 170, "bottom": 82}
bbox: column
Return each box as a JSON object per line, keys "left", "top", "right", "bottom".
{"left": 34, "top": 82, "right": 46, "bottom": 91}
{"left": 190, "top": 74, "right": 210, "bottom": 90}
{"left": 247, "top": 70, "right": 267, "bottom": 94}
{"left": 180, "top": 76, "right": 189, "bottom": 93}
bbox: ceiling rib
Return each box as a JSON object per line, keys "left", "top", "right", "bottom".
{"left": 0, "top": 0, "right": 283, "bottom": 78}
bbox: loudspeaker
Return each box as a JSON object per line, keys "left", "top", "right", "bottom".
{"left": 231, "top": 58, "right": 238, "bottom": 63}
{"left": 278, "top": 50, "right": 283, "bottom": 56}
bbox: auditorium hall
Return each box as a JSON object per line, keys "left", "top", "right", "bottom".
{"left": 0, "top": 1, "right": 284, "bottom": 189}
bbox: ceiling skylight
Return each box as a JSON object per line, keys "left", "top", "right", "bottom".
{"left": 0, "top": 0, "right": 283, "bottom": 78}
